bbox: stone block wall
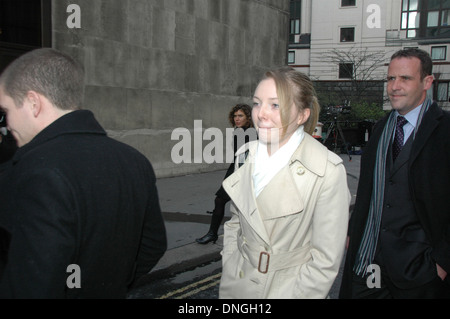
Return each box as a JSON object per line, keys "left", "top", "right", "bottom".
{"left": 52, "top": 0, "right": 289, "bottom": 177}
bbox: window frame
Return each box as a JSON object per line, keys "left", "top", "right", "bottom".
{"left": 288, "top": 51, "right": 296, "bottom": 64}
{"left": 401, "top": 0, "right": 421, "bottom": 38}
{"left": 436, "top": 81, "right": 450, "bottom": 102}
{"left": 341, "top": 0, "right": 356, "bottom": 7}
{"left": 0, "top": 0, "right": 51, "bottom": 73}
{"left": 401, "top": 0, "right": 450, "bottom": 38}
{"left": 339, "top": 63, "right": 354, "bottom": 79}
{"left": 431, "top": 46, "right": 447, "bottom": 60}
{"left": 289, "top": 0, "right": 302, "bottom": 44}
{"left": 340, "top": 27, "right": 355, "bottom": 42}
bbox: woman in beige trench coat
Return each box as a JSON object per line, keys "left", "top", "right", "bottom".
{"left": 219, "top": 67, "right": 350, "bottom": 299}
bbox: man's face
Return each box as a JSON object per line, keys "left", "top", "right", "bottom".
{"left": 0, "top": 87, "right": 36, "bottom": 147}
{"left": 387, "top": 57, "right": 433, "bottom": 115}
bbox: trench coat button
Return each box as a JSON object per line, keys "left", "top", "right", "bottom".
{"left": 296, "top": 166, "right": 305, "bottom": 176}
{"left": 239, "top": 271, "right": 244, "bottom": 278}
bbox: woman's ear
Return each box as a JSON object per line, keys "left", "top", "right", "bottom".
{"left": 297, "top": 108, "right": 311, "bottom": 126}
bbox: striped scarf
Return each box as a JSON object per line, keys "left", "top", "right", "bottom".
{"left": 354, "top": 98, "right": 432, "bottom": 276}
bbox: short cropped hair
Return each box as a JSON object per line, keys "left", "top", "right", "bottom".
{"left": 0, "top": 48, "right": 85, "bottom": 110}
{"left": 391, "top": 48, "right": 433, "bottom": 80}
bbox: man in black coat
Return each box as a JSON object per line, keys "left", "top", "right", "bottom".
{"left": 0, "top": 48, "right": 167, "bottom": 298}
{"left": 340, "top": 48, "right": 450, "bottom": 298}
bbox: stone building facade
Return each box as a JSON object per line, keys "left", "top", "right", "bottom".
{"left": 1, "top": 0, "right": 290, "bottom": 177}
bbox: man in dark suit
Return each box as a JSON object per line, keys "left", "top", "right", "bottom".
{"left": 340, "top": 48, "right": 450, "bottom": 298}
{"left": 0, "top": 48, "right": 167, "bottom": 298}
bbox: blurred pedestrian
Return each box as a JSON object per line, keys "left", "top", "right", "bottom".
{"left": 340, "top": 48, "right": 450, "bottom": 298}
{"left": 219, "top": 66, "right": 350, "bottom": 299}
{"left": 196, "top": 104, "right": 256, "bottom": 244}
{"left": 0, "top": 48, "right": 167, "bottom": 298}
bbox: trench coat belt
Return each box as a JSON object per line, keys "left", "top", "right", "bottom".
{"left": 237, "top": 235, "right": 311, "bottom": 274}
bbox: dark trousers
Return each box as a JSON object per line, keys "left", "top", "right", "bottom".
{"left": 351, "top": 265, "right": 450, "bottom": 299}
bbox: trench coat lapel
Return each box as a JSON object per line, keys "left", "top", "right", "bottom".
{"left": 256, "top": 165, "right": 304, "bottom": 220}
{"left": 222, "top": 143, "right": 271, "bottom": 245}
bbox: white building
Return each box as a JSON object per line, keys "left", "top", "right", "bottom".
{"left": 288, "top": 0, "right": 450, "bottom": 110}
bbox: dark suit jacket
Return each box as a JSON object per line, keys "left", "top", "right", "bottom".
{"left": 340, "top": 102, "right": 450, "bottom": 298}
{"left": 0, "top": 110, "right": 167, "bottom": 298}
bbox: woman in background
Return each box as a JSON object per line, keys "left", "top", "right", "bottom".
{"left": 196, "top": 104, "right": 255, "bottom": 245}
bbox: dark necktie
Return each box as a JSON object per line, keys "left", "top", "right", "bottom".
{"left": 392, "top": 116, "right": 407, "bottom": 161}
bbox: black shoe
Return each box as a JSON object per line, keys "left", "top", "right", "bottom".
{"left": 196, "top": 231, "right": 218, "bottom": 245}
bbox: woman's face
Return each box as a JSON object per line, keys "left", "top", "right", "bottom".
{"left": 233, "top": 109, "right": 248, "bottom": 128}
{"left": 252, "top": 78, "right": 309, "bottom": 154}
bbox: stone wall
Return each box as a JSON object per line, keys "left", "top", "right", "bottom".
{"left": 52, "top": 0, "right": 289, "bottom": 177}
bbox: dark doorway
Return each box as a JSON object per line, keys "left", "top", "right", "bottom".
{"left": 0, "top": 0, "right": 51, "bottom": 72}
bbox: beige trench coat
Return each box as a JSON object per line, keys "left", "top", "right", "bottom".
{"left": 219, "top": 134, "right": 350, "bottom": 299}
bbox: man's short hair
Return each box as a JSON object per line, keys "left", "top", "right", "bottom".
{"left": 0, "top": 48, "right": 84, "bottom": 110}
{"left": 391, "top": 48, "right": 433, "bottom": 80}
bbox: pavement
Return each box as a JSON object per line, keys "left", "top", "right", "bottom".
{"left": 143, "top": 153, "right": 361, "bottom": 282}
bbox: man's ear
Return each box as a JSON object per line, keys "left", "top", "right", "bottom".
{"left": 26, "top": 91, "right": 42, "bottom": 118}
{"left": 424, "top": 74, "right": 434, "bottom": 91}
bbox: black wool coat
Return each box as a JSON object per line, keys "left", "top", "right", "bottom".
{"left": 340, "top": 102, "right": 450, "bottom": 298}
{"left": 0, "top": 110, "right": 167, "bottom": 298}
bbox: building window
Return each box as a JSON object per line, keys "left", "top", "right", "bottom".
{"left": 341, "top": 0, "right": 356, "bottom": 7}
{"left": 340, "top": 27, "right": 355, "bottom": 42}
{"left": 339, "top": 63, "right": 354, "bottom": 79}
{"left": 402, "top": 0, "right": 450, "bottom": 38}
{"left": 401, "top": 0, "right": 421, "bottom": 38}
{"left": 289, "top": 0, "right": 302, "bottom": 44}
{"left": 431, "top": 46, "right": 447, "bottom": 60}
{"left": 0, "top": 0, "right": 51, "bottom": 73}
{"left": 288, "top": 51, "right": 295, "bottom": 64}
{"left": 437, "top": 82, "right": 449, "bottom": 101}
{"left": 424, "top": 0, "right": 450, "bottom": 38}
{"left": 0, "top": 0, "right": 51, "bottom": 47}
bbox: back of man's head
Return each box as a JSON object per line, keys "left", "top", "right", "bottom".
{"left": 0, "top": 48, "right": 85, "bottom": 110}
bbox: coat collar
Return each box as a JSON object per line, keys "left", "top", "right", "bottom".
{"left": 12, "top": 110, "right": 105, "bottom": 164}
{"left": 223, "top": 134, "right": 328, "bottom": 244}
{"left": 235, "top": 134, "right": 328, "bottom": 177}
{"left": 410, "top": 101, "right": 442, "bottom": 164}
{"left": 289, "top": 134, "right": 328, "bottom": 177}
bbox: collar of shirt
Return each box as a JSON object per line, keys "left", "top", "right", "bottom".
{"left": 394, "top": 103, "right": 423, "bottom": 144}
{"left": 253, "top": 126, "right": 305, "bottom": 197}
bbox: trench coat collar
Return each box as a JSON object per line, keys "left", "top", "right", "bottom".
{"left": 223, "top": 134, "right": 328, "bottom": 245}
{"left": 12, "top": 110, "right": 106, "bottom": 164}
{"left": 289, "top": 134, "right": 328, "bottom": 177}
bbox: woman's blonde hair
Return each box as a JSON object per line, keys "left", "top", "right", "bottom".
{"left": 262, "top": 66, "right": 320, "bottom": 136}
